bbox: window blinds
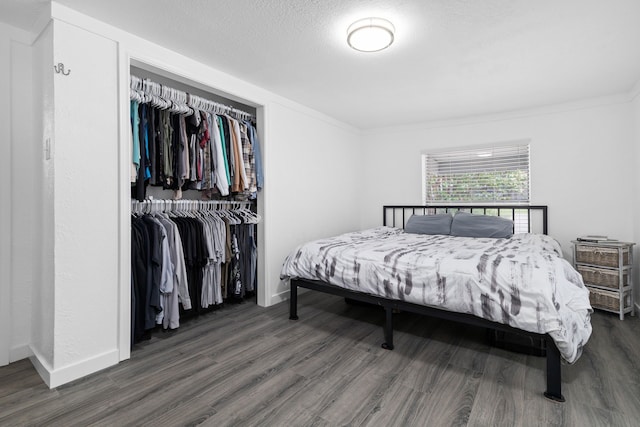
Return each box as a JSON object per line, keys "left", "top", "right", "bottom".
{"left": 423, "top": 143, "right": 530, "bottom": 204}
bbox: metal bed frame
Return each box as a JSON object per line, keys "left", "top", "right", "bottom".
{"left": 289, "top": 204, "right": 565, "bottom": 402}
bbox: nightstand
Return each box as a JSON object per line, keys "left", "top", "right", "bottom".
{"left": 572, "top": 240, "right": 634, "bottom": 320}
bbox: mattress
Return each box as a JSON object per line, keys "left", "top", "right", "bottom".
{"left": 280, "top": 227, "right": 592, "bottom": 363}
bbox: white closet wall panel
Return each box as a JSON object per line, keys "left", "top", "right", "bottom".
{"left": 51, "top": 20, "right": 120, "bottom": 372}
{"left": 31, "top": 19, "right": 120, "bottom": 387}
{"left": 30, "top": 22, "right": 55, "bottom": 372}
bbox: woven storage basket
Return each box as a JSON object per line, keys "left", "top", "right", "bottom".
{"left": 575, "top": 245, "right": 629, "bottom": 268}
{"left": 577, "top": 265, "right": 628, "bottom": 290}
{"left": 588, "top": 287, "right": 631, "bottom": 311}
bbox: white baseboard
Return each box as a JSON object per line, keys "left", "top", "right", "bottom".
{"left": 270, "top": 289, "right": 291, "bottom": 306}
{"left": 30, "top": 347, "right": 120, "bottom": 389}
{"left": 29, "top": 346, "right": 52, "bottom": 387}
{"left": 9, "top": 344, "right": 33, "bottom": 363}
{"left": 270, "top": 287, "right": 310, "bottom": 307}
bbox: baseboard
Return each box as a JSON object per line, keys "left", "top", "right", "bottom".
{"left": 270, "top": 289, "right": 291, "bottom": 306}
{"left": 30, "top": 347, "right": 120, "bottom": 389}
{"left": 29, "top": 346, "right": 53, "bottom": 387}
{"left": 270, "top": 287, "right": 309, "bottom": 306}
{"left": 9, "top": 344, "right": 33, "bottom": 363}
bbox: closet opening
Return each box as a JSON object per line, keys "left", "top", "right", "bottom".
{"left": 127, "top": 63, "right": 264, "bottom": 349}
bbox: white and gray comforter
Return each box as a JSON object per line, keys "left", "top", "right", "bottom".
{"left": 280, "top": 227, "right": 592, "bottom": 363}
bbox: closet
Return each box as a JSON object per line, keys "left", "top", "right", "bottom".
{"left": 128, "top": 66, "right": 263, "bottom": 347}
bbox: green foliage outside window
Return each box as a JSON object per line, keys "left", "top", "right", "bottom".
{"left": 426, "top": 170, "right": 529, "bottom": 203}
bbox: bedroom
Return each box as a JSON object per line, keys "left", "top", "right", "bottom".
{"left": 0, "top": 0, "right": 639, "bottom": 425}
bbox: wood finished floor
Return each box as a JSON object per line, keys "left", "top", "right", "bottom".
{"left": 1, "top": 291, "right": 639, "bottom": 427}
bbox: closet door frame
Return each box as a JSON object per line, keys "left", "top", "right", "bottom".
{"left": 116, "top": 47, "right": 132, "bottom": 362}
{"left": 117, "top": 51, "right": 268, "bottom": 361}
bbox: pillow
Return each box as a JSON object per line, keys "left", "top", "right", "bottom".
{"left": 405, "top": 213, "right": 453, "bottom": 235}
{"left": 450, "top": 211, "right": 514, "bottom": 238}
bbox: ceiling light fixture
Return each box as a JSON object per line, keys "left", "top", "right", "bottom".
{"left": 347, "top": 17, "right": 395, "bottom": 52}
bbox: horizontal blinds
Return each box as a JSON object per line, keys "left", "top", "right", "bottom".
{"left": 423, "top": 143, "right": 530, "bottom": 204}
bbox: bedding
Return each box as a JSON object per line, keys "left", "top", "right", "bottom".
{"left": 405, "top": 213, "right": 453, "bottom": 235}
{"left": 281, "top": 226, "right": 592, "bottom": 363}
{"left": 450, "top": 211, "right": 514, "bottom": 238}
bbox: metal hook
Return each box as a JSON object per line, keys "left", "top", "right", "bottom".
{"left": 54, "top": 63, "right": 71, "bottom": 76}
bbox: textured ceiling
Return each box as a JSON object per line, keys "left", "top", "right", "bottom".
{"left": 2, "top": 0, "right": 640, "bottom": 129}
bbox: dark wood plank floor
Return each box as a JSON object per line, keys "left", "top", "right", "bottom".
{"left": 1, "top": 291, "right": 639, "bottom": 426}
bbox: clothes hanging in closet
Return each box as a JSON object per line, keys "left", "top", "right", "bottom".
{"left": 130, "top": 103, "right": 263, "bottom": 202}
{"left": 130, "top": 204, "right": 259, "bottom": 346}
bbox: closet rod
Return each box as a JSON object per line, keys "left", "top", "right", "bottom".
{"left": 131, "top": 199, "right": 253, "bottom": 213}
{"left": 129, "top": 74, "right": 255, "bottom": 121}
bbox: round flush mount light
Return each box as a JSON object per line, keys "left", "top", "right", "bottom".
{"left": 347, "top": 17, "right": 395, "bottom": 52}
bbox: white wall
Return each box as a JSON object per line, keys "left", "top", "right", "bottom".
{"left": 359, "top": 98, "right": 636, "bottom": 258}
{"left": 30, "top": 21, "right": 55, "bottom": 374}
{"left": 10, "top": 32, "right": 36, "bottom": 363}
{"left": 50, "top": 20, "right": 120, "bottom": 379}
{"left": 0, "top": 22, "right": 38, "bottom": 367}
{"left": 0, "top": 24, "right": 13, "bottom": 368}
{"left": 264, "top": 101, "right": 361, "bottom": 302}
{"left": 632, "top": 85, "right": 640, "bottom": 311}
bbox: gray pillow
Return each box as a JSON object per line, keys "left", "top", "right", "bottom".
{"left": 405, "top": 213, "right": 453, "bottom": 235}
{"left": 450, "top": 211, "right": 514, "bottom": 238}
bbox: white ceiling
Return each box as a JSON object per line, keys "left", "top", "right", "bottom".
{"left": 2, "top": 0, "right": 640, "bottom": 129}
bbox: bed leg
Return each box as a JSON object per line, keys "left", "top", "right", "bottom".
{"left": 381, "top": 305, "right": 394, "bottom": 350}
{"left": 289, "top": 281, "right": 299, "bottom": 320}
{"left": 543, "top": 339, "right": 565, "bottom": 402}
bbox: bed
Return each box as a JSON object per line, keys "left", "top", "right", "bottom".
{"left": 280, "top": 205, "right": 593, "bottom": 402}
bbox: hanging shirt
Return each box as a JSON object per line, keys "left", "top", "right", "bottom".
{"left": 130, "top": 100, "right": 141, "bottom": 183}
{"left": 149, "top": 106, "right": 157, "bottom": 186}
{"left": 133, "top": 104, "right": 151, "bottom": 201}
{"left": 152, "top": 108, "right": 164, "bottom": 185}
{"left": 200, "top": 111, "right": 212, "bottom": 190}
{"left": 240, "top": 122, "right": 257, "bottom": 194}
{"left": 159, "top": 215, "right": 191, "bottom": 311}
{"left": 180, "top": 115, "right": 190, "bottom": 184}
{"left": 162, "top": 110, "right": 173, "bottom": 188}
{"left": 208, "top": 113, "right": 230, "bottom": 196}
{"left": 217, "top": 115, "right": 232, "bottom": 186}
{"left": 246, "top": 122, "right": 264, "bottom": 192}
{"left": 231, "top": 118, "right": 248, "bottom": 191}
{"left": 228, "top": 118, "right": 245, "bottom": 193}
{"left": 141, "top": 104, "right": 152, "bottom": 181}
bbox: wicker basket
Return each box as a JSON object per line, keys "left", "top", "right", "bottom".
{"left": 588, "top": 287, "right": 631, "bottom": 311}
{"left": 577, "top": 265, "right": 628, "bottom": 290}
{"left": 575, "top": 245, "right": 629, "bottom": 268}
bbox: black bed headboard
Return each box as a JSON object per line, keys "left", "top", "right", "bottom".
{"left": 383, "top": 205, "right": 548, "bottom": 235}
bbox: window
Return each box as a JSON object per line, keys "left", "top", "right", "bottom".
{"left": 422, "top": 142, "right": 530, "bottom": 205}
